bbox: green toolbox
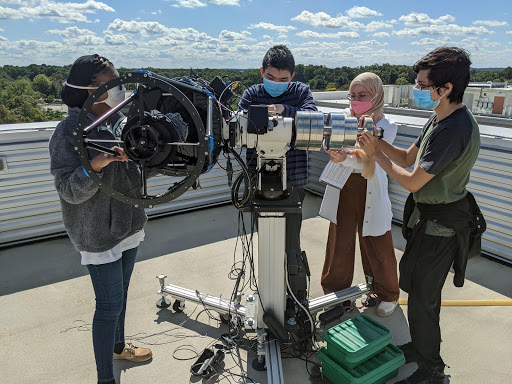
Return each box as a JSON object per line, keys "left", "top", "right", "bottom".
{"left": 318, "top": 344, "right": 405, "bottom": 384}
{"left": 322, "top": 314, "right": 392, "bottom": 368}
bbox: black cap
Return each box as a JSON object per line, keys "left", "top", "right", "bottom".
{"left": 66, "top": 54, "right": 105, "bottom": 86}
{"left": 61, "top": 54, "right": 112, "bottom": 108}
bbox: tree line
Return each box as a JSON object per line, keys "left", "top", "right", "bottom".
{"left": 1, "top": 63, "right": 511, "bottom": 124}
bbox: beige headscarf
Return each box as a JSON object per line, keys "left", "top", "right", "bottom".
{"left": 348, "top": 72, "right": 385, "bottom": 179}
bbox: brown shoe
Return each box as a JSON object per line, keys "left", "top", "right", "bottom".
{"left": 113, "top": 342, "right": 152, "bottom": 362}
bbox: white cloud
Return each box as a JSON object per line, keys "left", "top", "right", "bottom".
{"left": 346, "top": 6, "right": 382, "bottom": 19}
{"left": 0, "top": 5, "right": 22, "bottom": 19}
{"left": 170, "top": 0, "right": 239, "bottom": 8}
{"left": 249, "top": 22, "right": 296, "bottom": 33}
{"left": 0, "top": 35, "right": 7, "bottom": 41}
{"left": 64, "top": 34, "right": 104, "bottom": 46}
{"left": 292, "top": 11, "right": 365, "bottom": 29}
{"left": 0, "top": 0, "right": 114, "bottom": 23}
{"left": 15, "top": 39, "right": 64, "bottom": 50}
{"left": 365, "top": 21, "right": 394, "bottom": 32}
{"left": 107, "top": 19, "right": 169, "bottom": 35}
{"left": 410, "top": 37, "right": 452, "bottom": 46}
{"left": 171, "top": 0, "right": 207, "bottom": 7}
{"left": 150, "top": 37, "right": 182, "bottom": 47}
{"left": 399, "top": 13, "right": 456, "bottom": 26}
{"left": 473, "top": 20, "right": 509, "bottom": 27}
{"left": 190, "top": 41, "right": 218, "bottom": 51}
{"left": 47, "top": 26, "right": 95, "bottom": 37}
{"left": 460, "top": 36, "right": 501, "bottom": 50}
{"left": 346, "top": 45, "right": 371, "bottom": 52}
{"left": 358, "top": 39, "right": 389, "bottom": 47}
{"left": 107, "top": 19, "right": 216, "bottom": 44}
{"left": 104, "top": 34, "right": 128, "bottom": 45}
{"left": 219, "top": 29, "right": 254, "bottom": 42}
{"left": 296, "top": 30, "right": 359, "bottom": 39}
{"left": 208, "top": 0, "right": 239, "bottom": 4}
{"left": 393, "top": 24, "right": 492, "bottom": 37}
{"left": 236, "top": 45, "right": 252, "bottom": 53}
{"left": 506, "top": 31, "right": 512, "bottom": 34}
{"left": 167, "top": 28, "right": 214, "bottom": 42}
{"left": 373, "top": 32, "right": 390, "bottom": 38}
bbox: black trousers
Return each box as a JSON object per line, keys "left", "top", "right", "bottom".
{"left": 402, "top": 232, "right": 458, "bottom": 370}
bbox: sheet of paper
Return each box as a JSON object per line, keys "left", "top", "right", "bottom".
{"left": 319, "top": 185, "right": 340, "bottom": 224}
{"left": 319, "top": 161, "right": 353, "bottom": 190}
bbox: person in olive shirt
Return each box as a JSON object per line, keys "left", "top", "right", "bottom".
{"left": 359, "top": 46, "right": 483, "bottom": 384}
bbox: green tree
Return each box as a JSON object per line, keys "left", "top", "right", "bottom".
{"left": 310, "top": 75, "right": 327, "bottom": 90}
{"left": 0, "top": 78, "right": 47, "bottom": 123}
{"left": 241, "top": 69, "right": 261, "bottom": 87}
{"left": 395, "top": 77, "right": 409, "bottom": 85}
{"left": 0, "top": 104, "right": 19, "bottom": 123}
{"left": 500, "top": 67, "right": 512, "bottom": 81}
{"left": 33, "top": 74, "right": 53, "bottom": 96}
{"left": 326, "top": 82, "right": 337, "bottom": 91}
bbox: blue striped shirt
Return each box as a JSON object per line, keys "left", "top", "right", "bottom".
{"left": 238, "top": 81, "right": 317, "bottom": 187}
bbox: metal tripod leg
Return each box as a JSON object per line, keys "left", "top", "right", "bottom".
{"left": 308, "top": 283, "right": 370, "bottom": 315}
{"left": 266, "top": 337, "right": 284, "bottom": 383}
{"left": 159, "top": 283, "right": 246, "bottom": 319}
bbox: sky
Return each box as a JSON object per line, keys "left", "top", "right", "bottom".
{"left": 0, "top": 0, "right": 511, "bottom": 69}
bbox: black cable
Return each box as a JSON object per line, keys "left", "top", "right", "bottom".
{"left": 227, "top": 147, "right": 253, "bottom": 210}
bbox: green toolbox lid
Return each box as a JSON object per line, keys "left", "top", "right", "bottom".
{"left": 322, "top": 314, "right": 392, "bottom": 368}
{"left": 318, "top": 344, "right": 405, "bottom": 384}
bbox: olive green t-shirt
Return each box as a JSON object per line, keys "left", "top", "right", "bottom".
{"left": 407, "top": 106, "right": 480, "bottom": 236}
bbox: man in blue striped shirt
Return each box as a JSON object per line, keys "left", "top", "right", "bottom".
{"left": 238, "top": 44, "right": 317, "bottom": 253}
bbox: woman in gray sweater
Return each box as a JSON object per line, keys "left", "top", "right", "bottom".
{"left": 49, "top": 54, "right": 151, "bottom": 384}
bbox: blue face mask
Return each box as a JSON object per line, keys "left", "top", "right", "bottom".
{"left": 263, "top": 78, "right": 289, "bottom": 97}
{"left": 413, "top": 88, "right": 444, "bottom": 110}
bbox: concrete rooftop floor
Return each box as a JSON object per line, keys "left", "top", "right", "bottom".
{"left": 1, "top": 193, "right": 511, "bottom": 384}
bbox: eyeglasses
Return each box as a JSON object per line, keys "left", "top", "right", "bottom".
{"left": 347, "top": 92, "right": 371, "bottom": 101}
{"left": 414, "top": 79, "right": 438, "bottom": 92}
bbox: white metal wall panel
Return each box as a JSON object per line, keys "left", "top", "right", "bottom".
{"left": 0, "top": 122, "right": 235, "bottom": 246}
{"left": 307, "top": 114, "right": 512, "bottom": 263}
{"left": 3, "top": 114, "right": 512, "bottom": 263}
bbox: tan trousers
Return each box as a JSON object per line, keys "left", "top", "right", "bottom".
{"left": 321, "top": 173, "right": 399, "bottom": 302}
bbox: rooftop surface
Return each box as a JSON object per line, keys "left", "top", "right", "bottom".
{"left": 1, "top": 193, "right": 511, "bottom": 384}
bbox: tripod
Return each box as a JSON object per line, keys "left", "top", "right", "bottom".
{"left": 156, "top": 189, "right": 370, "bottom": 383}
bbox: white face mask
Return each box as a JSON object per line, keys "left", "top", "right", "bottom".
{"left": 64, "top": 82, "right": 126, "bottom": 108}
{"left": 94, "top": 85, "right": 126, "bottom": 108}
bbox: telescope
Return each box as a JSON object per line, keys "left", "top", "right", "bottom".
{"left": 74, "top": 70, "right": 377, "bottom": 208}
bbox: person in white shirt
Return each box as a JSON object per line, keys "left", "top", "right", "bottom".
{"left": 320, "top": 72, "right": 399, "bottom": 317}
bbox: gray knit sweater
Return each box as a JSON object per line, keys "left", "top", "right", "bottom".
{"left": 49, "top": 107, "right": 147, "bottom": 252}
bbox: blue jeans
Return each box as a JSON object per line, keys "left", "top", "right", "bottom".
{"left": 87, "top": 247, "right": 138, "bottom": 383}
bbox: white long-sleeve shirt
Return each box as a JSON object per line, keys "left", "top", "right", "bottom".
{"left": 320, "top": 116, "right": 398, "bottom": 237}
